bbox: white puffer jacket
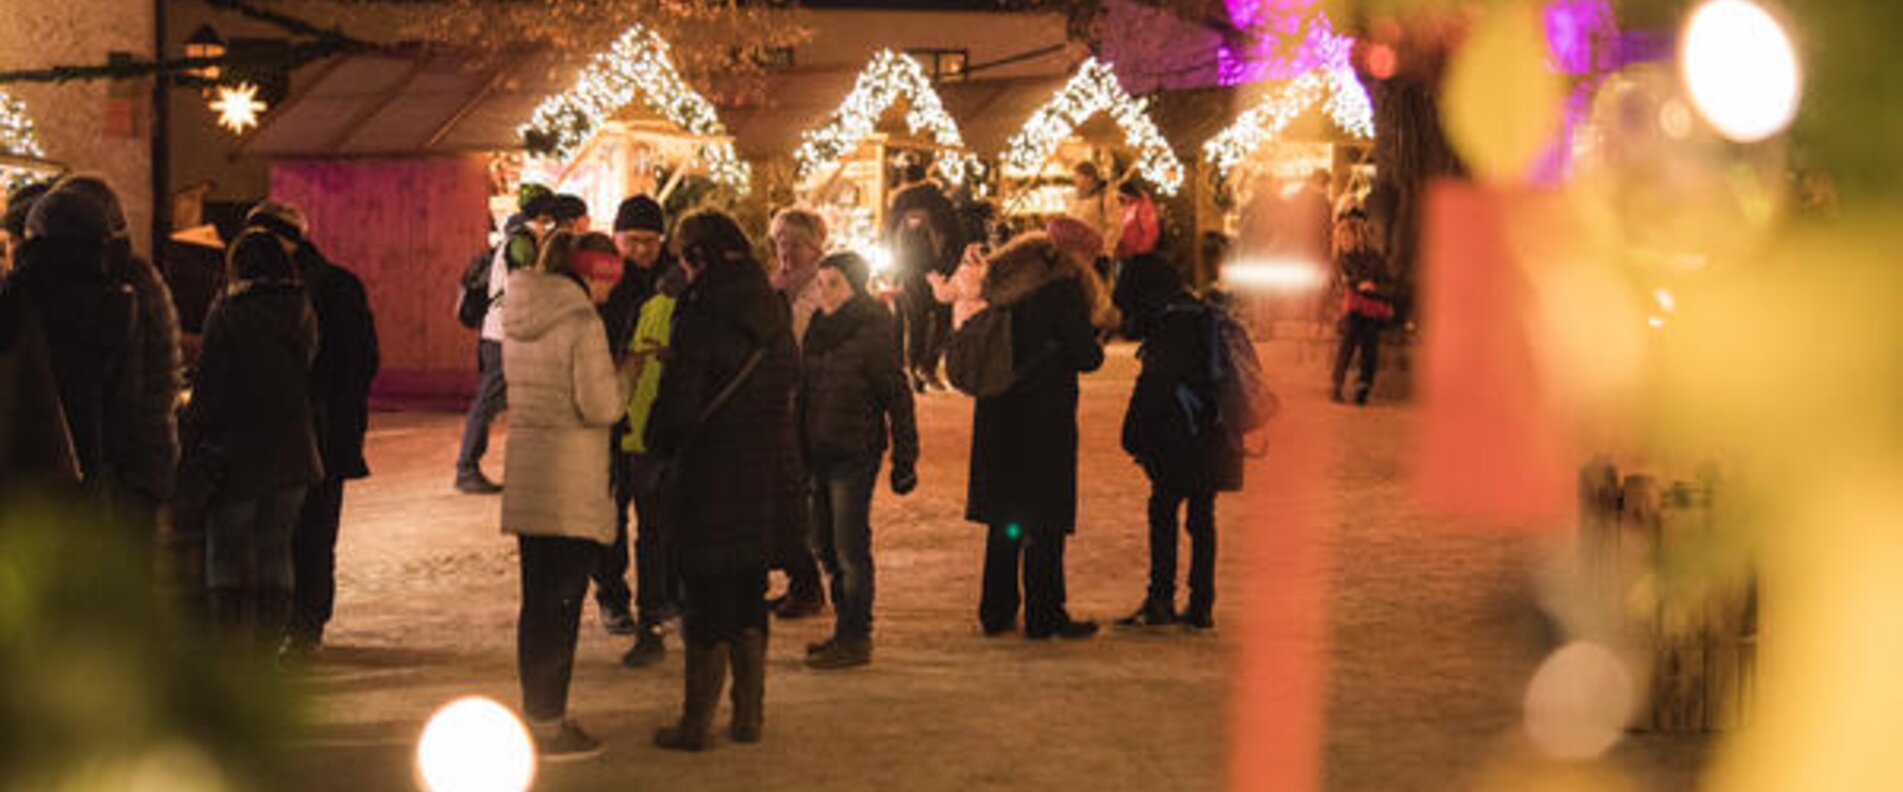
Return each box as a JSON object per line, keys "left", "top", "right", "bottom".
{"left": 500, "top": 270, "right": 624, "bottom": 544}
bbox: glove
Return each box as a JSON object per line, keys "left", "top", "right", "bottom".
{"left": 890, "top": 463, "right": 918, "bottom": 496}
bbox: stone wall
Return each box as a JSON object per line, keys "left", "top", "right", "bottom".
{"left": 0, "top": 1, "right": 156, "bottom": 254}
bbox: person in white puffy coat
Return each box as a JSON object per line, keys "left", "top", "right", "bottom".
{"left": 499, "top": 230, "right": 632, "bottom": 760}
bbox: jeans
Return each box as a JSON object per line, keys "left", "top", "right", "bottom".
{"left": 979, "top": 522, "right": 1071, "bottom": 634}
{"left": 1332, "top": 315, "right": 1383, "bottom": 401}
{"left": 811, "top": 456, "right": 879, "bottom": 642}
{"left": 682, "top": 563, "right": 770, "bottom": 647}
{"left": 1147, "top": 485, "right": 1216, "bottom": 613}
{"left": 517, "top": 535, "right": 597, "bottom": 722}
{"left": 457, "top": 339, "right": 507, "bottom": 475}
{"left": 205, "top": 486, "right": 306, "bottom": 591}
{"left": 289, "top": 476, "right": 346, "bottom": 643}
{"left": 894, "top": 272, "right": 949, "bottom": 377}
{"left": 596, "top": 454, "right": 679, "bottom": 623}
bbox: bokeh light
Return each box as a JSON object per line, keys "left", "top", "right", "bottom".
{"left": 1680, "top": 0, "right": 1802, "bottom": 142}
{"left": 415, "top": 697, "right": 536, "bottom": 792}
{"left": 1523, "top": 642, "right": 1635, "bottom": 760}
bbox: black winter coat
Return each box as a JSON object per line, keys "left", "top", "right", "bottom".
{"left": 798, "top": 295, "right": 918, "bottom": 469}
{"left": 646, "top": 257, "right": 800, "bottom": 574}
{"left": 0, "top": 282, "right": 81, "bottom": 492}
{"left": 965, "top": 259, "right": 1105, "bottom": 532}
{"left": 9, "top": 237, "right": 139, "bottom": 500}
{"left": 299, "top": 245, "right": 379, "bottom": 480}
{"left": 885, "top": 182, "right": 963, "bottom": 277}
{"left": 183, "top": 281, "right": 323, "bottom": 502}
{"left": 1121, "top": 298, "right": 1243, "bottom": 494}
{"left": 109, "top": 245, "right": 184, "bottom": 504}
{"left": 599, "top": 251, "right": 676, "bottom": 360}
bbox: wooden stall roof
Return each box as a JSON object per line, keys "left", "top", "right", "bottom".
{"left": 239, "top": 45, "right": 567, "bottom": 159}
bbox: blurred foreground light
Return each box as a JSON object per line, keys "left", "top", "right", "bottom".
{"left": 416, "top": 697, "right": 535, "bottom": 792}
{"left": 864, "top": 243, "right": 893, "bottom": 274}
{"left": 1222, "top": 258, "right": 1325, "bottom": 292}
{"left": 1654, "top": 288, "right": 1676, "bottom": 313}
{"left": 1523, "top": 642, "right": 1634, "bottom": 760}
{"left": 1680, "top": 0, "right": 1801, "bottom": 142}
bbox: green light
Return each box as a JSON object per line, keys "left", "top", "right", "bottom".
{"left": 1004, "top": 524, "right": 1021, "bottom": 541}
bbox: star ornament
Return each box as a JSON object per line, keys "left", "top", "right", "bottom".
{"left": 210, "top": 83, "right": 267, "bottom": 134}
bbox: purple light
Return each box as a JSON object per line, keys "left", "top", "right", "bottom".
{"left": 1544, "top": 0, "right": 1619, "bottom": 74}
{"left": 1218, "top": 0, "right": 1355, "bottom": 86}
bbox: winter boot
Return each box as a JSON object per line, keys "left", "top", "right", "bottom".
{"left": 728, "top": 629, "right": 767, "bottom": 743}
{"left": 653, "top": 641, "right": 728, "bottom": 751}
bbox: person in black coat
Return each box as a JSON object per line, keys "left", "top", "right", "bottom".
{"left": 1112, "top": 253, "right": 1241, "bottom": 630}
{"left": 965, "top": 233, "right": 1105, "bottom": 640}
{"left": 646, "top": 209, "right": 799, "bottom": 751}
{"left": 245, "top": 202, "right": 382, "bottom": 656}
{"left": 884, "top": 162, "right": 963, "bottom": 391}
{"left": 1330, "top": 211, "right": 1393, "bottom": 405}
{"left": 797, "top": 252, "right": 919, "bottom": 669}
{"left": 182, "top": 230, "right": 323, "bottom": 647}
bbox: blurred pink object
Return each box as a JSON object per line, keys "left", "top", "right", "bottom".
{"left": 1046, "top": 215, "right": 1104, "bottom": 264}
{"left": 1415, "top": 180, "right": 1572, "bottom": 526}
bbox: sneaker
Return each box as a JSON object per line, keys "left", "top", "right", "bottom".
{"left": 535, "top": 721, "right": 604, "bottom": 763}
{"left": 805, "top": 640, "right": 871, "bottom": 670}
{"left": 455, "top": 471, "right": 503, "bottom": 495}
{"left": 600, "top": 606, "right": 637, "bottom": 636}
{"left": 621, "top": 627, "right": 666, "bottom": 668}
{"left": 1115, "top": 600, "right": 1175, "bottom": 628}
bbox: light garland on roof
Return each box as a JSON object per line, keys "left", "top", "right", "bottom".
{"left": 796, "top": 50, "right": 980, "bottom": 185}
{"left": 0, "top": 90, "right": 49, "bottom": 190}
{"left": 1202, "top": 65, "right": 1376, "bottom": 179}
{"left": 1001, "top": 58, "right": 1185, "bottom": 196}
{"left": 519, "top": 23, "right": 750, "bottom": 191}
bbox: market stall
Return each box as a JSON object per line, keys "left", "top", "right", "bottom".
{"left": 0, "top": 90, "right": 58, "bottom": 191}
{"left": 517, "top": 22, "right": 751, "bottom": 226}
{"left": 994, "top": 57, "right": 1185, "bottom": 229}
{"left": 792, "top": 49, "right": 979, "bottom": 255}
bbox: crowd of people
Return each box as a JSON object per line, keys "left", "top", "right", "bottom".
{"left": 0, "top": 157, "right": 1395, "bottom": 763}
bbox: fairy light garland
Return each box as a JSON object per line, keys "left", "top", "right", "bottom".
{"left": 0, "top": 90, "right": 49, "bottom": 190}
{"left": 519, "top": 23, "right": 750, "bottom": 191}
{"left": 1002, "top": 58, "right": 1185, "bottom": 196}
{"left": 1202, "top": 65, "right": 1376, "bottom": 179}
{"left": 796, "top": 50, "right": 980, "bottom": 185}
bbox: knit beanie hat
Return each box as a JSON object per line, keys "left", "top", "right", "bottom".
{"left": 25, "top": 188, "right": 110, "bottom": 241}
{"left": 46, "top": 176, "right": 129, "bottom": 239}
{"left": 550, "top": 194, "right": 589, "bottom": 224}
{"left": 1045, "top": 215, "right": 1103, "bottom": 262}
{"left": 818, "top": 251, "right": 870, "bottom": 297}
{"left": 613, "top": 195, "right": 665, "bottom": 233}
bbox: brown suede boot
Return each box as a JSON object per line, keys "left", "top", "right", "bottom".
{"left": 653, "top": 641, "right": 728, "bottom": 751}
{"left": 728, "top": 629, "right": 767, "bottom": 743}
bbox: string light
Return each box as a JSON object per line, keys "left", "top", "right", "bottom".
{"left": 1202, "top": 65, "right": 1375, "bottom": 179}
{"left": 209, "top": 82, "right": 267, "bottom": 134}
{"left": 1001, "top": 58, "right": 1185, "bottom": 195}
{"left": 1, "top": 89, "right": 49, "bottom": 190}
{"left": 796, "top": 50, "right": 980, "bottom": 185}
{"left": 519, "top": 22, "right": 750, "bottom": 191}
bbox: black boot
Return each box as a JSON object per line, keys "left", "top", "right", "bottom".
{"left": 728, "top": 629, "right": 767, "bottom": 743}
{"left": 654, "top": 641, "right": 728, "bottom": 751}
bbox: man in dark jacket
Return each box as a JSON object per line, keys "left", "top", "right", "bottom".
{"left": 646, "top": 209, "right": 798, "bottom": 751}
{"left": 247, "top": 202, "right": 382, "bottom": 656}
{"left": 884, "top": 163, "right": 962, "bottom": 392}
{"left": 593, "top": 195, "right": 684, "bottom": 663}
{"left": 1112, "top": 253, "right": 1239, "bottom": 630}
{"left": 965, "top": 233, "right": 1105, "bottom": 640}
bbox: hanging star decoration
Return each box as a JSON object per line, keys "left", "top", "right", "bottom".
{"left": 1201, "top": 7, "right": 1375, "bottom": 180}
{"left": 1002, "top": 58, "right": 1185, "bottom": 195}
{"left": 209, "top": 82, "right": 268, "bottom": 134}
{"left": 796, "top": 50, "right": 980, "bottom": 185}
{"left": 520, "top": 22, "right": 750, "bottom": 192}
{"left": 1, "top": 90, "right": 49, "bottom": 190}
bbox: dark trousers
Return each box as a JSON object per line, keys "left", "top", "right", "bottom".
{"left": 894, "top": 273, "right": 949, "bottom": 377}
{"left": 457, "top": 339, "right": 507, "bottom": 475}
{"left": 682, "top": 562, "right": 770, "bottom": 647}
{"left": 595, "top": 454, "right": 678, "bottom": 623}
{"left": 1147, "top": 485, "right": 1216, "bottom": 613}
{"left": 289, "top": 476, "right": 346, "bottom": 644}
{"left": 517, "top": 535, "right": 597, "bottom": 722}
{"left": 1332, "top": 315, "right": 1382, "bottom": 400}
{"left": 979, "top": 523, "right": 1071, "bottom": 633}
{"left": 811, "top": 457, "right": 879, "bottom": 642}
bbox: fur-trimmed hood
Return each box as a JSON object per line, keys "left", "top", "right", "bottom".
{"left": 981, "top": 232, "right": 1117, "bottom": 328}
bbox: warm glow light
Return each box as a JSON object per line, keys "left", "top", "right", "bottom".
{"left": 864, "top": 243, "right": 894, "bottom": 275}
{"left": 1654, "top": 288, "right": 1677, "bottom": 313}
{"left": 1203, "top": 67, "right": 1376, "bottom": 181}
{"left": 209, "top": 83, "right": 266, "bottom": 134}
{"left": 415, "top": 697, "right": 536, "bottom": 792}
{"left": 0, "top": 89, "right": 47, "bottom": 189}
{"left": 797, "top": 50, "right": 979, "bottom": 185}
{"left": 1222, "top": 258, "right": 1326, "bottom": 291}
{"left": 1523, "top": 641, "right": 1634, "bottom": 760}
{"left": 1002, "top": 58, "right": 1185, "bottom": 195}
{"left": 1680, "top": 0, "right": 1801, "bottom": 142}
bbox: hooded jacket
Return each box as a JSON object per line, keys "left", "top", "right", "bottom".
{"left": 646, "top": 255, "right": 799, "bottom": 573}
{"left": 500, "top": 269, "right": 624, "bottom": 544}
{"left": 798, "top": 294, "right": 918, "bottom": 470}
{"left": 183, "top": 280, "right": 323, "bottom": 502}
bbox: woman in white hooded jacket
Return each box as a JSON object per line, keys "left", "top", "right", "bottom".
{"left": 500, "top": 230, "right": 632, "bottom": 760}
